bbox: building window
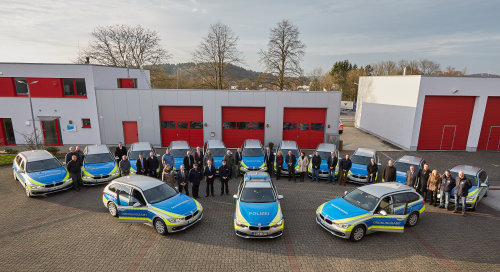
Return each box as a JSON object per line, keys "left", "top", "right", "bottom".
{"left": 82, "top": 119, "right": 91, "bottom": 128}
{"left": 63, "top": 78, "right": 87, "bottom": 96}
{"left": 298, "top": 124, "right": 309, "bottom": 130}
{"left": 177, "top": 122, "right": 188, "bottom": 129}
{"left": 161, "top": 121, "right": 175, "bottom": 129}
{"left": 13, "top": 78, "right": 28, "bottom": 95}
{"left": 222, "top": 122, "right": 236, "bottom": 129}
{"left": 310, "top": 123, "right": 324, "bottom": 131}
{"left": 237, "top": 122, "right": 251, "bottom": 130}
{"left": 251, "top": 122, "right": 265, "bottom": 130}
{"left": 283, "top": 123, "right": 297, "bottom": 130}
{"left": 190, "top": 121, "right": 203, "bottom": 129}
{"left": 75, "top": 79, "right": 87, "bottom": 95}
{"left": 0, "top": 118, "right": 16, "bottom": 145}
{"left": 117, "top": 78, "right": 137, "bottom": 88}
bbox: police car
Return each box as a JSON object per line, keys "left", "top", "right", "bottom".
{"left": 316, "top": 182, "right": 425, "bottom": 241}
{"left": 128, "top": 142, "right": 160, "bottom": 174}
{"left": 308, "top": 143, "right": 339, "bottom": 179}
{"left": 347, "top": 148, "right": 379, "bottom": 183}
{"left": 12, "top": 150, "right": 72, "bottom": 197}
{"left": 205, "top": 140, "right": 227, "bottom": 174}
{"left": 274, "top": 141, "right": 300, "bottom": 176}
{"left": 449, "top": 165, "right": 489, "bottom": 211}
{"left": 393, "top": 156, "right": 426, "bottom": 184}
{"left": 233, "top": 172, "right": 284, "bottom": 238}
{"left": 169, "top": 140, "right": 191, "bottom": 171}
{"left": 239, "top": 139, "right": 266, "bottom": 173}
{"left": 81, "top": 145, "right": 120, "bottom": 185}
{"left": 102, "top": 175, "right": 203, "bottom": 235}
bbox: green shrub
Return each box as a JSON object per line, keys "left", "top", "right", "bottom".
{"left": 44, "top": 146, "right": 59, "bottom": 155}
{"left": 4, "top": 148, "right": 17, "bottom": 154}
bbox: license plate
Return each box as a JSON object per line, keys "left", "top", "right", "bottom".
{"left": 252, "top": 231, "right": 268, "bottom": 236}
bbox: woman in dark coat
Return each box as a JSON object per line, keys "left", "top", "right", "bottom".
{"left": 276, "top": 151, "right": 284, "bottom": 180}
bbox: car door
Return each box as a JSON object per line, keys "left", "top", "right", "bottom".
{"left": 16, "top": 157, "right": 27, "bottom": 185}
{"left": 477, "top": 171, "right": 488, "bottom": 202}
{"left": 370, "top": 196, "right": 406, "bottom": 233}
{"left": 117, "top": 185, "right": 149, "bottom": 223}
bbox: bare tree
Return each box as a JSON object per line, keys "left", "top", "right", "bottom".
{"left": 419, "top": 59, "right": 440, "bottom": 75}
{"left": 78, "top": 25, "right": 170, "bottom": 68}
{"left": 371, "top": 61, "right": 400, "bottom": 76}
{"left": 192, "top": 22, "right": 243, "bottom": 90}
{"left": 398, "top": 60, "right": 421, "bottom": 75}
{"left": 259, "top": 19, "right": 306, "bottom": 90}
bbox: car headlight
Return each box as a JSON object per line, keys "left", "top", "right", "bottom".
{"left": 466, "top": 197, "right": 475, "bottom": 202}
{"left": 166, "top": 217, "right": 183, "bottom": 224}
{"left": 29, "top": 183, "right": 43, "bottom": 189}
{"left": 240, "top": 161, "right": 248, "bottom": 169}
{"left": 235, "top": 219, "right": 248, "bottom": 228}
{"left": 271, "top": 219, "right": 283, "bottom": 228}
{"left": 333, "top": 222, "right": 351, "bottom": 229}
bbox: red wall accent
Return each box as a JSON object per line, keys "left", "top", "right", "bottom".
{"left": 159, "top": 106, "right": 203, "bottom": 147}
{"left": 123, "top": 121, "right": 139, "bottom": 145}
{"left": 222, "top": 107, "right": 265, "bottom": 148}
{"left": 27, "top": 78, "right": 63, "bottom": 97}
{"left": 477, "top": 97, "right": 500, "bottom": 150}
{"left": 283, "top": 108, "right": 326, "bottom": 149}
{"left": 120, "top": 78, "right": 135, "bottom": 88}
{"left": 0, "top": 78, "right": 17, "bottom": 97}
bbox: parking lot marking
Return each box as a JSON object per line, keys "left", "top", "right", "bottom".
{"left": 380, "top": 152, "right": 394, "bottom": 161}
{"left": 128, "top": 232, "right": 155, "bottom": 272}
{"left": 283, "top": 230, "right": 299, "bottom": 272}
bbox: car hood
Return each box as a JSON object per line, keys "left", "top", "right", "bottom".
{"left": 396, "top": 171, "right": 407, "bottom": 183}
{"left": 28, "top": 167, "right": 68, "bottom": 185}
{"left": 242, "top": 156, "right": 264, "bottom": 168}
{"left": 173, "top": 157, "right": 183, "bottom": 170}
{"left": 151, "top": 193, "right": 198, "bottom": 217}
{"left": 213, "top": 156, "right": 224, "bottom": 169}
{"left": 350, "top": 163, "right": 367, "bottom": 176}
{"left": 321, "top": 197, "right": 368, "bottom": 221}
{"left": 238, "top": 201, "right": 279, "bottom": 226}
{"left": 83, "top": 161, "right": 116, "bottom": 176}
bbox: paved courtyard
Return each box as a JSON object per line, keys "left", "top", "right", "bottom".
{"left": 0, "top": 165, "right": 499, "bottom": 272}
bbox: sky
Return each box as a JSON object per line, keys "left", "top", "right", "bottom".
{"left": 0, "top": 0, "right": 499, "bottom": 75}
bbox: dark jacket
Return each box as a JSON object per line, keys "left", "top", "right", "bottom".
{"left": 147, "top": 156, "right": 159, "bottom": 173}
{"left": 114, "top": 146, "right": 127, "bottom": 159}
{"left": 455, "top": 176, "right": 472, "bottom": 197}
{"left": 234, "top": 152, "right": 243, "bottom": 165}
{"left": 194, "top": 151, "right": 204, "bottom": 166}
{"left": 285, "top": 154, "right": 296, "bottom": 167}
{"left": 440, "top": 175, "right": 455, "bottom": 192}
{"left": 204, "top": 165, "right": 216, "bottom": 180}
{"left": 188, "top": 168, "right": 203, "bottom": 185}
{"left": 223, "top": 154, "right": 234, "bottom": 168}
{"left": 419, "top": 169, "right": 432, "bottom": 192}
{"left": 312, "top": 155, "right": 322, "bottom": 169}
{"left": 383, "top": 166, "right": 396, "bottom": 182}
{"left": 119, "top": 160, "right": 131, "bottom": 174}
{"left": 276, "top": 154, "right": 284, "bottom": 169}
{"left": 264, "top": 151, "right": 274, "bottom": 165}
{"left": 183, "top": 155, "right": 194, "bottom": 170}
{"left": 136, "top": 158, "right": 147, "bottom": 173}
{"left": 66, "top": 160, "right": 81, "bottom": 174}
{"left": 328, "top": 156, "right": 338, "bottom": 170}
{"left": 406, "top": 170, "right": 418, "bottom": 187}
{"left": 367, "top": 162, "right": 378, "bottom": 175}
{"left": 219, "top": 165, "right": 231, "bottom": 180}
{"left": 177, "top": 169, "right": 189, "bottom": 186}
{"left": 339, "top": 158, "right": 352, "bottom": 171}
{"left": 65, "top": 152, "right": 76, "bottom": 164}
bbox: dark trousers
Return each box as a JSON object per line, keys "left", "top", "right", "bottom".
{"left": 206, "top": 178, "right": 214, "bottom": 196}
{"left": 368, "top": 173, "right": 376, "bottom": 183}
{"left": 276, "top": 166, "right": 282, "bottom": 180}
{"left": 266, "top": 163, "right": 273, "bottom": 176}
{"left": 299, "top": 172, "right": 305, "bottom": 182}
{"left": 220, "top": 178, "right": 229, "bottom": 194}
{"left": 70, "top": 172, "right": 81, "bottom": 191}
{"left": 192, "top": 183, "right": 200, "bottom": 198}
{"left": 148, "top": 170, "right": 157, "bottom": 178}
{"left": 288, "top": 165, "right": 296, "bottom": 181}
{"left": 137, "top": 170, "right": 146, "bottom": 175}
{"left": 429, "top": 190, "right": 438, "bottom": 205}
{"left": 421, "top": 190, "right": 428, "bottom": 201}
{"left": 339, "top": 170, "right": 348, "bottom": 185}
{"left": 179, "top": 184, "right": 189, "bottom": 196}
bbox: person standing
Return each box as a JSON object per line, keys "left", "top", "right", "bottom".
{"left": 453, "top": 171, "right": 472, "bottom": 216}
{"left": 311, "top": 151, "right": 321, "bottom": 182}
{"left": 234, "top": 148, "right": 243, "bottom": 178}
{"left": 204, "top": 160, "right": 216, "bottom": 197}
{"left": 65, "top": 147, "right": 76, "bottom": 165}
{"left": 367, "top": 157, "right": 378, "bottom": 183}
{"left": 67, "top": 155, "right": 82, "bottom": 191}
{"left": 147, "top": 152, "right": 159, "bottom": 177}
{"left": 189, "top": 164, "right": 203, "bottom": 199}
{"left": 119, "top": 155, "right": 131, "bottom": 176}
{"left": 114, "top": 142, "right": 127, "bottom": 163}
{"left": 183, "top": 151, "right": 194, "bottom": 172}
{"left": 178, "top": 164, "right": 189, "bottom": 196}
{"left": 382, "top": 160, "right": 396, "bottom": 182}
{"left": 194, "top": 146, "right": 204, "bottom": 168}
{"left": 418, "top": 163, "right": 431, "bottom": 200}
{"left": 285, "top": 150, "right": 297, "bottom": 182}
{"left": 219, "top": 160, "right": 231, "bottom": 195}
{"left": 439, "top": 170, "right": 455, "bottom": 210}
{"left": 223, "top": 150, "right": 234, "bottom": 178}
{"left": 203, "top": 150, "right": 214, "bottom": 167}
{"left": 297, "top": 152, "right": 309, "bottom": 182}
{"left": 338, "top": 154, "right": 352, "bottom": 186}
{"left": 327, "top": 152, "right": 338, "bottom": 184}
{"left": 162, "top": 148, "right": 174, "bottom": 169}
{"left": 136, "top": 153, "right": 147, "bottom": 175}
{"left": 162, "top": 165, "right": 176, "bottom": 188}
{"left": 275, "top": 151, "right": 284, "bottom": 180}
{"left": 427, "top": 170, "right": 441, "bottom": 206}
{"left": 264, "top": 146, "right": 274, "bottom": 176}
{"left": 406, "top": 165, "right": 418, "bottom": 188}
{"left": 75, "top": 146, "right": 84, "bottom": 165}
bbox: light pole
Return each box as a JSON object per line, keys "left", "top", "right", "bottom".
{"left": 18, "top": 80, "right": 39, "bottom": 149}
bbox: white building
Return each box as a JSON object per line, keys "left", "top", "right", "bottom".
{"left": 355, "top": 75, "right": 500, "bottom": 151}
{"left": 0, "top": 63, "right": 150, "bottom": 146}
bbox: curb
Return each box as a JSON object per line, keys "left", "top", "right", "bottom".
{"left": 489, "top": 186, "right": 500, "bottom": 190}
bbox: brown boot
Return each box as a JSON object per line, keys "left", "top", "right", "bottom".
{"left": 453, "top": 210, "right": 458, "bottom": 214}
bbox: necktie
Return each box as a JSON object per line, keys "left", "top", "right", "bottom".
{"left": 188, "top": 156, "right": 191, "bottom": 165}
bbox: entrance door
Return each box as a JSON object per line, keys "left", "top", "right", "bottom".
{"left": 486, "top": 126, "right": 500, "bottom": 151}
{"left": 42, "top": 119, "right": 62, "bottom": 146}
{"left": 440, "top": 125, "right": 456, "bottom": 150}
{"left": 2, "top": 119, "right": 16, "bottom": 145}
{"left": 123, "top": 121, "right": 138, "bottom": 145}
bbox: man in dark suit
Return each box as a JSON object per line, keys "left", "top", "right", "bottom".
{"left": 234, "top": 147, "right": 243, "bottom": 177}
{"left": 264, "top": 146, "right": 274, "bottom": 176}
{"left": 406, "top": 165, "right": 418, "bottom": 188}
{"left": 218, "top": 160, "right": 231, "bottom": 196}
{"left": 147, "top": 151, "right": 159, "bottom": 177}
{"left": 136, "top": 153, "right": 147, "bottom": 175}
{"left": 65, "top": 147, "right": 76, "bottom": 165}
{"left": 367, "top": 157, "right": 378, "bottom": 183}
{"left": 204, "top": 160, "right": 216, "bottom": 197}
{"left": 327, "top": 152, "right": 338, "bottom": 184}
{"left": 178, "top": 164, "right": 189, "bottom": 196}
{"left": 114, "top": 142, "right": 127, "bottom": 163}
{"left": 188, "top": 164, "right": 202, "bottom": 198}
{"left": 285, "top": 150, "right": 297, "bottom": 182}
{"left": 183, "top": 151, "right": 195, "bottom": 172}
{"left": 338, "top": 154, "right": 352, "bottom": 186}
{"left": 194, "top": 146, "right": 204, "bottom": 168}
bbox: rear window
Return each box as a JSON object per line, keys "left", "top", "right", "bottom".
{"left": 27, "top": 158, "right": 62, "bottom": 173}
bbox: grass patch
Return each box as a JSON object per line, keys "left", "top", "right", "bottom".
{"left": 0, "top": 154, "right": 16, "bottom": 166}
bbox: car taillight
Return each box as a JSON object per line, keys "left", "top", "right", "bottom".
{"left": 422, "top": 200, "right": 425, "bottom": 205}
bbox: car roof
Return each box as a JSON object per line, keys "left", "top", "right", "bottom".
{"left": 130, "top": 142, "right": 152, "bottom": 151}
{"left": 113, "top": 175, "right": 164, "bottom": 191}
{"left": 243, "top": 139, "right": 262, "bottom": 148}
{"left": 316, "top": 143, "right": 337, "bottom": 152}
{"left": 450, "top": 165, "right": 482, "bottom": 176}
{"left": 244, "top": 181, "right": 273, "bottom": 188}
{"left": 353, "top": 148, "right": 376, "bottom": 157}
{"left": 170, "top": 140, "right": 190, "bottom": 149}
{"left": 395, "top": 155, "right": 424, "bottom": 165}
{"left": 85, "top": 144, "right": 110, "bottom": 154}
{"left": 280, "top": 141, "right": 298, "bottom": 150}
{"left": 206, "top": 140, "right": 225, "bottom": 149}
{"left": 18, "top": 150, "right": 55, "bottom": 162}
{"left": 358, "top": 182, "right": 415, "bottom": 198}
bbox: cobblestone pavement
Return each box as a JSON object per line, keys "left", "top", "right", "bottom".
{"left": 0, "top": 166, "right": 499, "bottom": 272}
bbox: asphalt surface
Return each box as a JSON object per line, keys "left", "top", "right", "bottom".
{"left": 1, "top": 165, "right": 499, "bottom": 272}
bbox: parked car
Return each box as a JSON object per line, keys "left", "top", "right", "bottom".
{"left": 339, "top": 119, "right": 344, "bottom": 134}
{"left": 274, "top": 141, "right": 300, "bottom": 176}
{"left": 81, "top": 145, "right": 120, "bottom": 185}
{"left": 449, "top": 165, "right": 489, "bottom": 210}
{"left": 308, "top": 143, "right": 339, "bottom": 179}
{"left": 347, "top": 148, "right": 379, "bottom": 183}
{"left": 12, "top": 150, "right": 72, "bottom": 197}
{"left": 169, "top": 141, "right": 191, "bottom": 171}
{"left": 233, "top": 172, "right": 284, "bottom": 238}
{"left": 205, "top": 140, "right": 227, "bottom": 174}
{"left": 127, "top": 142, "right": 160, "bottom": 174}
{"left": 102, "top": 175, "right": 203, "bottom": 235}
{"left": 239, "top": 139, "right": 266, "bottom": 173}
{"left": 316, "top": 182, "right": 425, "bottom": 241}
{"left": 393, "top": 156, "right": 426, "bottom": 184}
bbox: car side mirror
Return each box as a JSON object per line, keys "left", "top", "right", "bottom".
{"left": 308, "top": 154, "right": 313, "bottom": 158}
{"left": 277, "top": 195, "right": 284, "bottom": 200}
{"left": 233, "top": 194, "right": 238, "bottom": 199}
{"left": 379, "top": 210, "right": 388, "bottom": 216}
{"left": 480, "top": 183, "right": 488, "bottom": 187}
{"left": 377, "top": 162, "right": 381, "bottom": 166}
{"left": 344, "top": 191, "right": 348, "bottom": 196}
{"left": 133, "top": 202, "right": 143, "bottom": 208}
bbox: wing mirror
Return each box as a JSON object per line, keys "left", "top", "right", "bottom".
{"left": 233, "top": 194, "right": 238, "bottom": 199}
{"left": 344, "top": 191, "right": 348, "bottom": 196}
{"left": 277, "top": 195, "right": 284, "bottom": 200}
{"left": 480, "top": 183, "right": 488, "bottom": 187}
{"left": 308, "top": 154, "right": 313, "bottom": 158}
{"left": 379, "top": 210, "right": 388, "bottom": 216}
{"left": 377, "top": 162, "right": 382, "bottom": 166}
{"left": 133, "top": 202, "right": 143, "bottom": 208}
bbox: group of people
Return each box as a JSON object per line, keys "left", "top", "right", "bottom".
{"left": 65, "top": 146, "right": 85, "bottom": 191}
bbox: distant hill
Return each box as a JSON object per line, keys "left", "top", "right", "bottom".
{"left": 466, "top": 73, "right": 500, "bottom": 78}
{"left": 156, "top": 63, "right": 262, "bottom": 80}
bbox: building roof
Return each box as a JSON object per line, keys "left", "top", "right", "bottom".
{"left": 280, "top": 141, "right": 298, "bottom": 150}
{"left": 19, "top": 150, "right": 55, "bottom": 161}
{"left": 170, "top": 140, "right": 190, "bottom": 149}
{"left": 114, "top": 175, "right": 164, "bottom": 191}
{"left": 85, "top": 144, "right": 110, "bottom": 155}
{"left": 395, "top": 155, "right": 424, "bottom": 165}
{"left": 450, "top": 165, "right": 482, "bottom": 176}
{"left": 353, "top": 148, "right": 376, "bottom": 157}
{"left": 359, "top": 182, "right": 414, "bottom": 198}
{"left": 0, "top": 62, "right": 147, "bottom": 70}
{"left": 316, "top": 143, "right": 337, "bottom": 152}
{"left": 130, "top": 142, "right": 153, "bottom": 151}
{"left": 243, "top": 139, "right": 263, "bottom": 148}
{"left": 206, "top": 140, "right": 225, "bottom": 149}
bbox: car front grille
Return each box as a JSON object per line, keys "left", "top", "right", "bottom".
{"left": 248, "top": 225, "right": 270, "bottom": 231}
{"left": 319, "top": 214, "right": 333, "bottom": 225}
{"left": 352, "top": 175, "right": 366, "bottom": 179}
{"left": 94, "top": 175, "right": 110, "bottom": 180}
{"left": 44, "top": 182, "right": 64, "bottom": 188}
{"left": 185, "top": 210, "right": 199, "bottom": 221}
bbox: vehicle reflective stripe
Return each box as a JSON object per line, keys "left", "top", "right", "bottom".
{"left": 150, "top": 206, "right": 184, "bottom": 218}
{"left": 25, "top": 175, "right": 45, "bottom": 187}
{"left": 240, "top": 161, "right": 248, "bottom": 169}
{"left": 348, "top": 170, "right": 353, "bottom": 175}
{"left": 368, "top": 225, "right": 404, "bottom": 230}
{"left": 109, "top": 163, "right": 118, "bottom": 175}
{"left": 334, "top": 213, "right": 371, "bottom": 224}
{"left": 316, "top": 202, "right": 326, "bottom": 214}
{"left": 102, "top": 195, "right": 108, "bottom": 203}
{"left": 194, "top": 199, "right": 203, "bottom": 212}
{"left": 82, "top": 167, "right": 94, "bottom": 178}
{"left": 259, "top": 162, "right": 266, "bottom": 168}
{"left": 419, "top": 205, "right": 425, "bottom": 213}
{"left": 269, "top": 205, "right": 282, "bottom": 225}
{"left": 235, "top": 202, "right": 249, "bottom": 225}
{"left": 130, "top": 167, "right": 137, "bottom": 173}
{"left": 118, "top": 217, "right": 152, "bottom": 222}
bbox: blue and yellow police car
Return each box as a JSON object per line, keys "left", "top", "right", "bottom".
{"left": 239, "top": 139, "right": 267, "bottom": 173}
{"left": 347, "top": 148, "right": 379, "bottom": 183}
{"left": 81, "top": 145, "right": 119, "bottom": 185}
{"left": 393, "top": 155, "right": 426, "bottom": 184}
{"left": 274, "top": 141, "right": 300, "bottom": 176}
{"left": 308, "top": 143, "right": 339, "bottom": 179}
{"left": 449, "top": 165, "right": 489, "bottom": 211}
{"left": 127, "top": 142, "right": 160, "bottom": 174}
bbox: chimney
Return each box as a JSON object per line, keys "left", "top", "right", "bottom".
{"left": 85, "top": 57, "right": 90, "bottom": 64}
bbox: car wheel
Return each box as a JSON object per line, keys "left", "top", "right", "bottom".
{"left": 350, "top": 225, "right": 365, "bottom": 242}
{"left": 25, "top": 185, "right": 32, "bottom": 198}
{"left": 107, "top": 202, "right": 118, "bottom": 217}
{"left": 407, "top": 212, "right": 419, "bottom": 227}
{"left": 154, "top": 218, "right": 168, "bottom": 236}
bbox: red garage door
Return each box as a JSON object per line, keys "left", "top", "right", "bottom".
{"left": 283, "top": 108, "right": 326, "bottom": 149}
{"left": 160, "top": 106, "right": 203, "bottom": 147}
{"left": 417, "top": 96, "right": 475, "bottom": 150}
{"left": 123, "top": 121, "right": 138, "bottom": 145}
{"left": 478, "top": 97, "right": 500, "bottom": 151}
{"left": 222, "top": 107, "right": 265, "bottom": 148}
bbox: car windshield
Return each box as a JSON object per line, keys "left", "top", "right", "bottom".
{"left": 142, "top": 183, "right": 178, "bottom": 204}
{"left": 170, "top": 149, "right": 188, "bottom": 158}
{"left": 240, "top": 187, "right": 276, "bottom": 203}
{"left": 394, "top": 162, "right": 418, "bottom": 173}
{"left": 208, "top": 148, "right": 226, "bottom": 157}
{"left": 85, "top": 153, "right": 113, "bottom": 164}
{"left": 281, "top": 149, "right": 299, "bottom": 157}
{"left": 450, "top": 172, "right": 478, "bottom": 187}
{"left": 350, "top": 155, "right": 372, "bottom": 165}
{"left": 129, "top": 150, "right": 150, "bottom": 160}
{"left": 316, "top": 151, "right": 333, "bottom": 160}
{"left": 343, "top": 188, "right": 380, "bottom": 211}
{"left": 26, "top": 158, "right": 61, "bottom": 173}
{"left": 243, "top": 147, "right": 264, "bottom": 157}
